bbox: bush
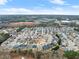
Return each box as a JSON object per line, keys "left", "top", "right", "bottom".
{"left": 51, "top": 45, "right": 59, "bottom": 51}
{"left": 0, "top": 33, "right": 10, "bottom": 44}
{"left": 74, "top": 28, "right": 79, "bottom": 32}
{"left": 64, "top": 50, "right": 79, "bottom": 59}
{"left": 55, "top": 33, "right": 61, "bottom": 45}
{"left": 16, "top": 26, "right": 25, "bottom": 32}
{"left": 57, "top": 38, "right": 61, "bottom": 45}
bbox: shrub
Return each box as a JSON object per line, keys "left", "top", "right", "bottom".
{"left": 0, "top": 33, "right": 10, "bottom": 44}
{"left": 16, "top": 26, "right": 25, "bottom": 32}
{"left": 64, "top": 50, "right": 79, "bottom": 59}
{"left": 51, "top": 45, "right": 59, "bottom": 51}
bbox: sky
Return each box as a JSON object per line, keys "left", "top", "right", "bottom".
{"left": 0, "top": 0, "right": 79, "bottom": 15}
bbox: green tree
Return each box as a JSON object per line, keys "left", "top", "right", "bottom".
{"left": 51, "top": 45, "right": 59, "bottom": 51}
{"left": 16, "top": 26, "right": 25, "bottom": 32}
{"left": 64, "top": 50, "right": 79, "bottom": 59}
{"left": 0, "top": 33, "right": 10, "bottom": 44}
{"left": 55, "top": 33, "right": 61, "bottom": 45}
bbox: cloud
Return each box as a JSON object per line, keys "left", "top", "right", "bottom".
{"left": 0, "top": 8, "right": 65, "bottom": 15}
{"left": 50, "top": 0, "right": 65, "bottom": 5}
{"left": 49, "top": 0, "right": 69, "bottom": 5}
{"left": 0, "top": 0, "right": 8, "bottom": 5}
{"left": 0, "top": 8, "right": 79, "bottom": 15}
{"left": 71, "top": 5, "right": 79, "bottom": 9}
{"left": 0, "top": 8, "right": 33, "bottom": 14}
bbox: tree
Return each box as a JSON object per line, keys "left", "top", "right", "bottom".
{"left": 16, "top": 26, "right": 25, "bottom": 32}
{"left": 51, "top": 45, "right": 59, "bottom": 51}
{"left": 55, "top": 33, "right": 61, "bottom": 45}
{"left": 64, "top": 50, "right": 79, "bottom": 59}
{"left": 0, "top": 33, "right": 10, "bottom": 44}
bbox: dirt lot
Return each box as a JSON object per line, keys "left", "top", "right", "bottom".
{"left": 0, "top": 52, "right": 35, "bottom": 59}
